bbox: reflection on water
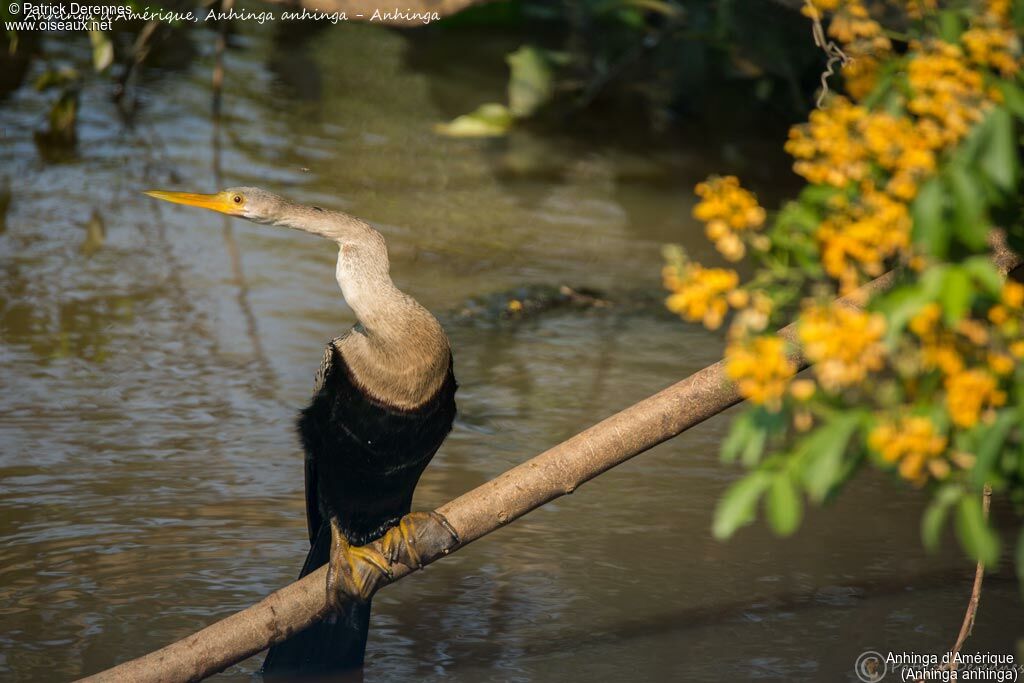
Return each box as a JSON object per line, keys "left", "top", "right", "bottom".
{"left": 1, "top": 20, "right": 1021, "bottom": 683}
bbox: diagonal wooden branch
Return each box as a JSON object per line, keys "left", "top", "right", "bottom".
{"left": 79, "top": 246, "right": 1021, "bottom": 683}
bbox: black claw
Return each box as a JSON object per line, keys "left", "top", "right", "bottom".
{"left": 433, "top": 512, "right": 460, "bottom": 544}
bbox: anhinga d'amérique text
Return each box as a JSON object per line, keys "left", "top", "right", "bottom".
{"left": 145, "top": 187, "right": 458, "bottom": 676}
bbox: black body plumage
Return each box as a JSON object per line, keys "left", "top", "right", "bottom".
{"left": 262, "top": 342, "right": 457, "bottom": 677}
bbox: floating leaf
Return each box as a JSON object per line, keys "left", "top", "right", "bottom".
{"left": 34, "top": 67, "right": 79, "bottom": 91}
{"left": 434, "top": 103, "right": 513, "bottom": 138}
{"left": 89, "top": 30, "right": 114, "bottom": 73}
{"left": 81, "top": 208, "right": 106, "bottom": 257}
{"left": 506, "top": 45, "right": 555, "bottom": 119}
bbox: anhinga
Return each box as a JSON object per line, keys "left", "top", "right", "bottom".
{"left": 145, "top": 187, "right": 458, "bottom": 675}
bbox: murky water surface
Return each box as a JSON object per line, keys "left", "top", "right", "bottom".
{"left": 2, "top": 20, "right": 1022, "bottom": 683}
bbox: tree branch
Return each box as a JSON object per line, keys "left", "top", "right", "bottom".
{"left": 79, "top": 246, "right": 1021, "bottom": 683}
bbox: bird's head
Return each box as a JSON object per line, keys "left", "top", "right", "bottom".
{"left": 144, "top": 186, "right": 391, "bottom": 279}
{"left": 144, "top": 186, "right": 286, "bottom": 223}
{"left": 145, "top": 186, "right": 377, "bottom": 241}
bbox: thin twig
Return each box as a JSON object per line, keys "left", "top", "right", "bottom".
{"left": 914, "top": 484, "right": 992, "bottom": 682}
{"left": 946, "top": 484, "right": 992, "bottom": 671}
{"left": 803, "top": 0, "right": 850, "bottom": 108}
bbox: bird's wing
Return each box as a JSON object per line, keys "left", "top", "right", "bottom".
{"left": 312, "top": 341, "right": 335, "bottom": 396}
{"left": 304, "top": 450, "right": 321, "bottom": 545}
{"left": 304, "top": 338, "right": 341, "bottom": 544}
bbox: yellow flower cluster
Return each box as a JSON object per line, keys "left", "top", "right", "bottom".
{"left": 798, "top": 303, "right": 887, "bottom": 391}
{"left": 907, "top": 41, "right": 991, "bottom": 147}
{"left": 868, "top": 415, "right": 948, "bottom": 484}
{"left": 803, "top": 0, "right": 891, "bottom": 100}
{"left": 906, "top": 0, "right": 938, "bottom": 20}
{"left": 984, "top": 0, "right": 1012, "bottom": 21}
{"left": 861, "top": 113, "right": 937, "bottom": 201}
{"left": 693, "top": 176, "right": 767, "bottom": 262}
{"left": 910, "top": 303, "right": 963, "bottom": 374}
{"left": 816, "top": 187, "right": 911, "bottom": 291}
{"left": 909, "top": 301, "right": 1013, "bottom": 428}
{"left": 962, "top": 25, "right": 1022, "bottom": 77}
{"left": 842, "top": 55, "right": 884, "bottom": 101}
{"left": 725, "top": 335, "right": 796, "bottom": 408}
{"left": 787, "top": 98, "right": 941, "bottom": 200}
{"left": 663, "top": 263, "right": 740, "bottom": 331}
{"left": 827, "top": 1, "right": 890, "bottom": 53}
{"left": 944, "top": 368, "right": 1007, "bottom": 428}
{"left": 786, "top": 98, "right": 870, "bottom": 187}
{"left": 988, "top": 281, "right": 1024, "bottom": 347}
{"left": 801, "top": 0, "right": 841, "bottom": 16}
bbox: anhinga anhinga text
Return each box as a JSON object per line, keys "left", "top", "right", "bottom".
{"left": 145, "top": 187, "right": 458, "bottom": 676}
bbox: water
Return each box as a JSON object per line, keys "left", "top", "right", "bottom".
{"left": 2, "top": 19, "right": 1021, "bottom": 683}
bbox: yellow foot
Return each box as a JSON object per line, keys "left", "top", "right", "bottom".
{"left": 325, "top": 512, "right": 460, "bottom": 608}
{"left": 381, "top": 511, "right": 460, "bottom": 570}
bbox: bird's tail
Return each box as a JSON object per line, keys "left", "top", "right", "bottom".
{"left": 261, "top": 523, "right": 372, "bottom": 678}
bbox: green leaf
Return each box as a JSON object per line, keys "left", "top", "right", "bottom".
{"left": 721, "top": 411, "right": 754, "bottom": 463}
{"left": 955, "top": 495, "right": 1000, "bottom": 565}
{"left": 911, "top": 177, "right": 949, "bottom": 259}
{"left": 798, "top": 414, "right": 860, "bottom": 503}
{"left": 506, "top": 45, "right": 555, "bottom": 119}
{"left": 741, "top": 426, "right": 767, "bottom": 467}
{"left": 946, "top": 166, "right": 988, "bottom": 251}
{"left": 799, "top": 184, "right": 840, "bottom": 208}
{"left": 938, "top": 9, "right": 965, "bottom": 42}
{"left": 998, "top": 82, "right": 1024, "bottom": 121}
{"left": 713, "top": 471, "right": 771, "bottom": 540}
{"left": 973, "top": 410, "right": 1016, "bottom": 489}
{"left": 939, "top": 266, "right": 973, "bottom": 326}
{"left": 922, "top": 485, "right": 962, "bottom": 552}
{"left": 962, "top": 256, "right": 1005, "bottom": 296}
{"left": 876, "top": 284, "right": 931, "bottom": 344}
{"left": 978, "top": 108, "right": 1018, "bottom": 192}
{"left": 434, "top": 103, "right": 513, "bottom": 138}
{"left": 766, "top": 474, "right": 802, "bottom": 536}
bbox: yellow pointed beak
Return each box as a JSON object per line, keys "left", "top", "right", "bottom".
{"left": 143, "top": 190, "right": 243, "bottom": 216}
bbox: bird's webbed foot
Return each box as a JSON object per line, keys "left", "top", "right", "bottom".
{"left": 326, "top": 518, "right": 391, "bottom": 608}
{"left": 325, "top": 512, "right": 460, "bottom": 609}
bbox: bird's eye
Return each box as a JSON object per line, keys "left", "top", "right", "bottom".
{"left": 232, "top": 195, "right": 243, "bottom": 205}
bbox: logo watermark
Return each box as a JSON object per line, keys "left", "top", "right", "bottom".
{"left": 856, "top": 651, "right": 888, "bottom": 683}
{"left": 855, "top": 650, "right": 1020, "bottom": 682}
{"left": 3, "top": 1, "right": 442, "bottom": 31}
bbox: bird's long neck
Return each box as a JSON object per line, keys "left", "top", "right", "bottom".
{"left": 334, "top": 250, "right": 450, "bottom": 410}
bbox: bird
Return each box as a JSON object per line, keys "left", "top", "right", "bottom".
{"left": 144, "top": 187, "right": 458, "bottom": 675}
